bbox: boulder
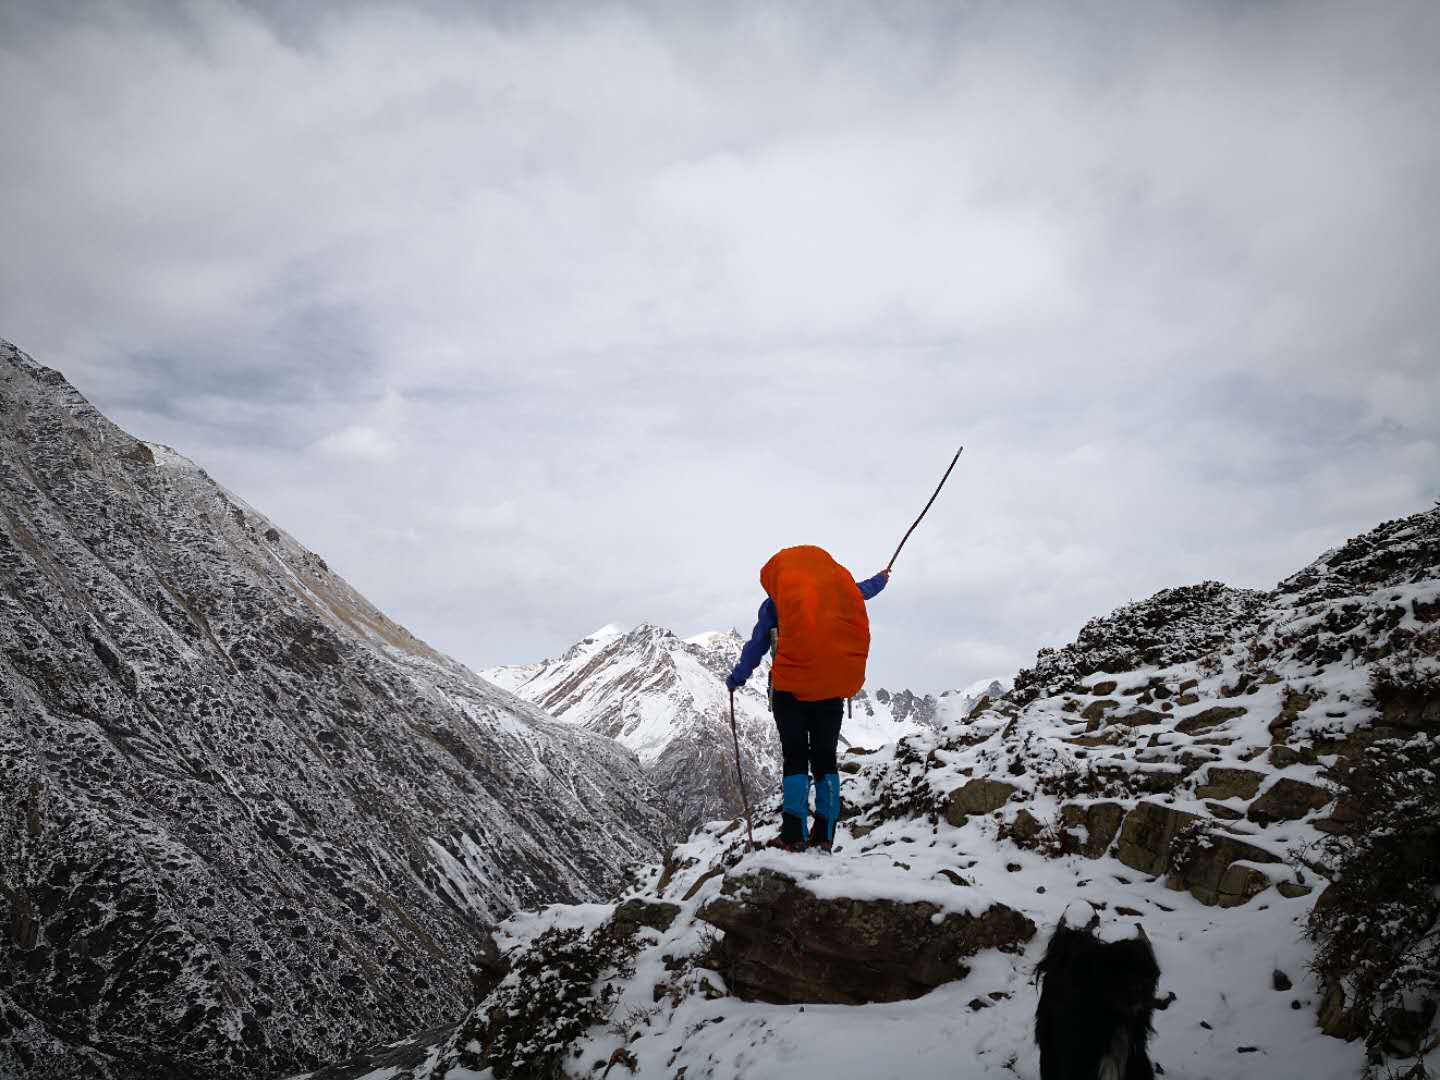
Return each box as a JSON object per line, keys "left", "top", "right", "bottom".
{"left": 1009, "top": 809, "right": 1044, "bottom": 846}
{"left": 467, "top": 930, "right": 510, "bottom": 1002}
{"left": 1312, "top": 796, "right": 1364, "bottom": 836}
{"left": 1247, "top": 778, "right": 1333, "bottom": 825}
{"left": 1175, "top": 706, "right": 1247, "bottom": 735}
{"left": 698, "top": 869, "right": 1036, "bottom": 1004}
{"left": 1269, "top": 689, "right": 1313, "bottom": 740}
{"left": 1204, "top": 802, "right": 1244, "bottom": 821}
{"left": 1081, "top": 699, "right": 1120, "bottom": 724}
{"left": 1194, "top": 767, "right": 1264, "bottom": 802}
{"left": 1175, "top": 693, "right": 1200, "bottom": 706}
{"left": 1115, "top": 801, "right": 1280, "bottom": 906}
{"left": 1058, "top": 802, "right": 1125, "bottom": 859}
{"left": 1090, "top": 681, "right": 1118, "bottom": 696}
{"left": 1375, "top": 684, "right": 1440, "bottom": 731}
{"left": 944, "top": 779, "right": 1017, "bottom": 823}
{"left": 1113, "top": 708, "right": 1165, "bottom": 728}
{"left": 1115, "top": 802, "right": 1201, "bottom": 877}
{"left": 611, "top": 898, "right": 681, "bottom": 936}
{"left": 1319, "top": 980, "right": 1363, "bottom": 1040}
{"left": 1216, "top": 864, "right": 1273, "bottom": 908}
{"left": 1268, "top": 744, "right": 1312, "bottom": 769}
{"left": 1093, "top": 763, "right": 1184, "bottom": 795}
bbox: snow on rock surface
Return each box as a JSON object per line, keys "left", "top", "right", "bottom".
{"left": 0, "top": 340, "right": 668, "bottom": 1080}
{"left": 306, "top": 505, "right": 1440, "bottom": 1080}
{"left": 482, "top": 624, "right": 978, "bottom": 836}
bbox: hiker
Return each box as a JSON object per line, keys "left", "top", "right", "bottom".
{"left": 725, "top": 545, "right": 889, "bottom": 852}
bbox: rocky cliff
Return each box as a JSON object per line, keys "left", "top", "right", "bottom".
{"left": 0, "top": 340, "right": 669, "bottom": 1080}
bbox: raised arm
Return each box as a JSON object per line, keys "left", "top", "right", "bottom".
{"left": 856, "top": 569, "right": 891, "bottom": 601}
{"left": 726, "top": 599, "right": 777, "bottom": 691}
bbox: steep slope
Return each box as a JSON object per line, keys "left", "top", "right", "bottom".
{"left": 323, "top": 505, "right": 1437, "bottom": 1080}
{"left": 0, "top": 340, "right": 668, "bottom": 1080}
{"left": 483, "top": 625, "right": 970, "bottom": 835}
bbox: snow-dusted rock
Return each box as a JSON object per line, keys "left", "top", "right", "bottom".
{"left": 697, "top": 868, "right": 1035, "bottom": 1005}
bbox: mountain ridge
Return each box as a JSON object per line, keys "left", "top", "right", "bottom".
{"left": 0, "top": 339, "right": 668, "bottom": 1080}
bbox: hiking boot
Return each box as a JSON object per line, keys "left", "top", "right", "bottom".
{"left": 764, "top": 836, "right": 806, "bottom": 853}
{"left": 808, "top": 819, "right": 833, "bottom": 852}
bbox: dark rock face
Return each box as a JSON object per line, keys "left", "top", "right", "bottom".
{"left": 1247, "top": 777, "right": 1334, "bottom": 824}
{"left": 611, "top": 898, "right": 681, "bottom": 935}
{"left": 944, "top": 779, "right": 1017, "bottom": 821}
{"left": 698, "top": 869, "right": 1035, "bottom": 1004}
{"left": 0, "top": 342, "right": 668, "bottom": 1079}
{"left": 1058, "top": 801, "right": 1125, "bottom": 859}
{"left": 1175, "top": 705, "right": 1247, "bottom": 735}
{"left": 1195, "top": 767, "right": 1265, "bottom": 802}
{"left": 1114, "top": 802, "right": 1280, "bottom": 907}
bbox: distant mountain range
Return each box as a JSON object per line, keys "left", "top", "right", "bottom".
{"left": 483, "top": 623, "right": 1010, "bottom": 834}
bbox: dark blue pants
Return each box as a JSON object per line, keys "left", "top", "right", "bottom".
{"left": 773, "top": 691, "right": 843, "bottom": 845}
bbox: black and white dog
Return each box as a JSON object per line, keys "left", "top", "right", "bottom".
{"left": 1035, "top": 914, "right": 1162, "bottom": 1080}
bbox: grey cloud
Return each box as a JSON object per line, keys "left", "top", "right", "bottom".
{"left": 2, "top": 0, "right": 1437, "bottom": 691}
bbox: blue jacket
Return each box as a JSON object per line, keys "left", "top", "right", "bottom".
{"left": 726, "top": 571, "right": 888, "bottom": 691}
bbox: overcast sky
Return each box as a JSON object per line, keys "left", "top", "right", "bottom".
{"left": 2, "top": 1, "right": 1437, "bottom": 693}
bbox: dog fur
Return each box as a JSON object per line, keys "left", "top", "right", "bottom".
{"left": 1035, "top": 916, "right": 1161, "bottom": 1080}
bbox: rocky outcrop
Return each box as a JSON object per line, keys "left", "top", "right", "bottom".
{"left": 944, "top": 779, "right": 1017, "bottom": 821}
{"left": 1115, "top": 802, "right": 1281, "bottom": 906}
{"left": 698, "top": 869, "right": 1035, "bottom": 1004}
{"left": 1175, "top": 705, "right": 1247, "bottom": 735}
{"left": 1058, "top": 802, "right": 1126, "bottom": 859}
{"left": 1195, "top": 767, "right": 1265, "bottom": 801}
{"left": 1012, "top": 582, "right": 1268, "bottom": 703}
{"left": 1247, "top": 778, "right": 1333, "bottom": 824}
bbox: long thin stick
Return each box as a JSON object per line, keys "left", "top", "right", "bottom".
{"left": 728, "top": 690, "right": 755, "bottom": 851}
{"left": 885, "top": 446, "right": 964, "bottom": 573}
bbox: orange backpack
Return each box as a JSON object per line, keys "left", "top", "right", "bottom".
{"left": 760, "top": 545, "right": 870, "bottom": 702}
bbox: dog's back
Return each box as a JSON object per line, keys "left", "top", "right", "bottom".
{"left": 1035, "top": 921, "right": 1159, "bottom": 1080}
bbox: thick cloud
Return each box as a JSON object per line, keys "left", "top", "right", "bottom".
{"left": 2, "top": 1, "right": 1436, "bottom": 690}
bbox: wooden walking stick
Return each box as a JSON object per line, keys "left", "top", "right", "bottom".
{"left": 885, "top": 446, "right": 963, "bottom": 573}
{"left": 728, "top": 689, "right": 756, "bottom": 852}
